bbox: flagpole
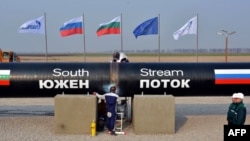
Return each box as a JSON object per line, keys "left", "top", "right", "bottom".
{"left": 120, "top": 13, "right": 123, "bottom": 52}
{"left": 44, "top": 12, "right": 48, "bottom": 62}
{"left": 158, "top": 14, "right": 160, "bottom": 62}
{"left": 82, "top": 14, "right": 86, "bottom": 62}
{"left": 196, "top": 14, "right": 199, "bottom": 63}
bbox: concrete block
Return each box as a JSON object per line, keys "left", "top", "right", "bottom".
{"left": 133, "top": 95, "right": 175, "bottom": 134}
{"left": 54, "top": 94, "right": 96, "bottom": 134}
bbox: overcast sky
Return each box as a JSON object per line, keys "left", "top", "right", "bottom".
{"left": 0, "top": 0, "right": 249, "bottom": 54}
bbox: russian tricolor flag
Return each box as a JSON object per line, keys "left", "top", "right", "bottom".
{"left": 60, "top": 16, "right": 83, "bottom": 37}
{"left": 0, "top": 70, "right": 10, "bottom": 86}
{"left": 214, "top": 69, "right": 250, "bottom": 84}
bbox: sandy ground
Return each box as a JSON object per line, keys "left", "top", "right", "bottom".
{"left": 1, "top": 55, "right": 250, "bottom": 141}
{"left": 19, "top": 54, "right": 250, "bottom": 62}
{"left": 0, "top": 97, "right": 250, "bottom": 141}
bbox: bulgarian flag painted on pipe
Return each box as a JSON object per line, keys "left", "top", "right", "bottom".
{"left": 96, "top": 16, "right": 121, "bottom": 37}
{"left": 0, "top": 70, "right": 10, "bottom": 86}
{"left": 59, "top": 16, "right": 83, "bottom": 37}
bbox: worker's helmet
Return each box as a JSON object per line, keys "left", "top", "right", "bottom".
{"left": 112, "top": 52, "right": 129, "bottom": 63}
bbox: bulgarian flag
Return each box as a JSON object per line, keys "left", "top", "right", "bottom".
{"left": 96, "top": 16, "right": 121, "bottom": 37}
{"left": 0, "top": 70, "right": 10, "bottom": 86}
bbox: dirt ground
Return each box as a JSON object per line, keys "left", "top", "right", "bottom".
{"left": 20, "top": 54, "right": 250, "bottom": 62}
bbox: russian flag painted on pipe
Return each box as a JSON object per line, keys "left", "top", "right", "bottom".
{"left": 0, "top": 70, "right": 11, "bottom": 86}
{"left": 214, "top": 69, "right": 250, "bottom": 84}
{"left": 60, "top": 16, "right": 83, "bottom": 37}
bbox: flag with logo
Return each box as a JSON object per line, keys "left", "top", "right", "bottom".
{"left": 0, "top": 70, "right": 10, "bottom": 86}
{"left": 133, "top": 17, "right": 158, "bottom": 38}
{"left": 60, "top": 16, "right": 83, "bottom": 37}
{"left": 173, "top": 16, "right": 197, "bottom": 40}
{"left": 96, "top": 16, "right": 121, "bottom": 37}
{"left": 18, "top": 16, "right": 45, "bottom": 34}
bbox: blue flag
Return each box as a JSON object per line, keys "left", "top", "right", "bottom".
{"left": 133, "top": 17, "right": 158, "bottom": 38}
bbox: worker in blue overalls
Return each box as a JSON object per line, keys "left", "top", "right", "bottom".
{"left": 93, "top": 86, "right": 120, "bottom": 136}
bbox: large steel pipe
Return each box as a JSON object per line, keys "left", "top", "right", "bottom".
{"left": 0, "top": 62, "right": 250, "bottom": 97}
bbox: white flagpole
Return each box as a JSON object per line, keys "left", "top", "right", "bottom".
{"left": 44, "top": 12, "right": 48, "bottom": 62}
{"left": 196, "top": 14, "right": 199, "bottom": 63}
{"left": 158, "top": 14, "right": 161, "bottom": 62}
{"left": 82, "top": 14, "right": 86, "bottom": 62}
{"left": 120, "top": 13, "right": 123, "bottom": 52}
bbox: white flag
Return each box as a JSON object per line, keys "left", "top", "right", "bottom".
{"left": 19, "top": 16, "right": 45, "bottom": 34}
{"left": 173, "top": 16, "right": 197, "bottom": 40}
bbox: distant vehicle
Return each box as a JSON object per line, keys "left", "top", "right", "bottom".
{"left": 0, "top": 48, "right": 21, "bottom": 62}
{"left": 111, "top": 52, "right": 129, "bottom": 63}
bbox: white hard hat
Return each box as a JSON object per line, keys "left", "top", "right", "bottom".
{"left": 237, "top": 92, "right": 244, "bottom": 99}
{"left": 112, "top": 52, "right": 129, "bottom": 63}
{"left": 117, "top": 52, "right": 128, "bottom": 62}
{"left": 232, "top": 92, "right": 244, "bottom": 99}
